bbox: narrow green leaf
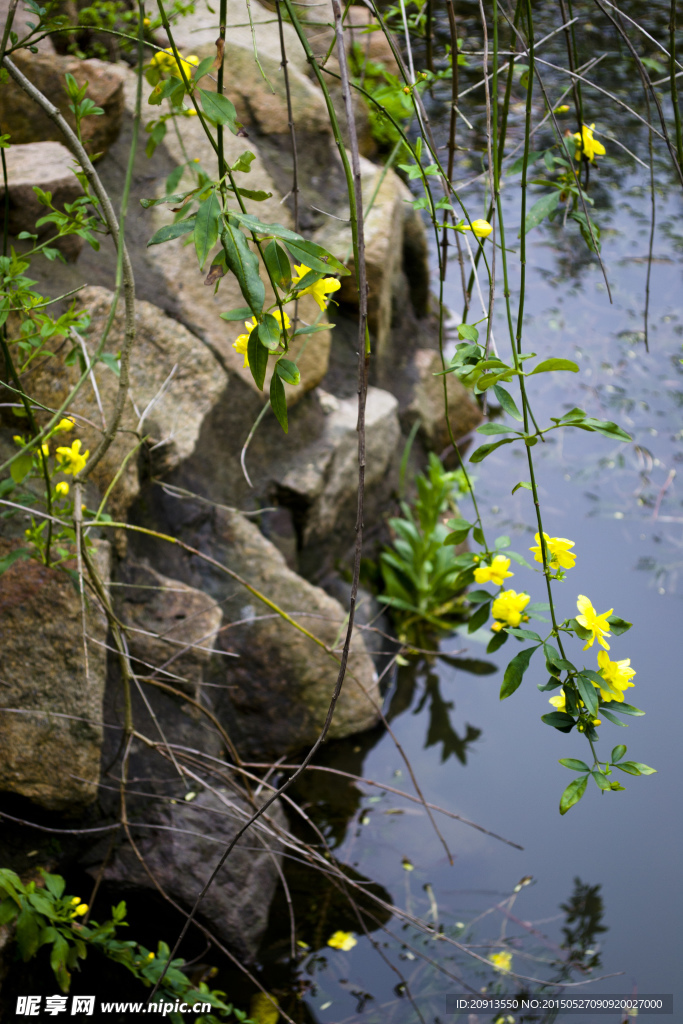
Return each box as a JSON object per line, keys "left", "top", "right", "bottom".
{"left": 235, "top": 187, "right": 272, "bottom": 201}
{"left": 292, "top": 323, "right": 332, "bottom": 336}
{"left": 476, "top": 422, "right": 519, "bottom": 435}
{"left": 467, "top": 601, "right": 491, "bottom": 634}
{"left": 524, "top": 190, "right": 560, "bottom": 234}
{"left": 574, "top": 416, "right": 632, "bottom": 442}
{"left": 286, "top": 238, "right": 349, "bottom": 277}
{"left": 505, "top": 627, "right": 542, "bottom": 641}
{"left": 16, "top": 908, "right": 41, "bottom": 960}
{"left": 603, "top": 701, "right": 644, "bottom": 717}
{"left": 628, "top": 762, "right": 656, "bottom": 775}
{"left": 270, "top": 372, "right": 288, "bottom": 433}
{"left": 559, "top": 758, "right": 590, "bottom": 772}
{"left": 275, "top": 358, "right": 300, "bottom": 385}
{"left": 469, "top": 437, "right": 515, "bottom": 464}
{"left": 512, "top": 481, "right": 533, "bottom": 495}
{"left": 528, "top": 358, "right": 580, "bottom": 375}
{"left": 500, "top": 646, "right": 537, "bottom": 699}
{"left": 221, "top": 224, "right": 265, "bottom": 315}
{"left": 146, "top": 216, "right": 196, "bottom": 247}
{"left": 247, "top": 328, "right": 268, "bottom": 391}
{"left": 611, "top": 745, "right": 627, "bottom": 763}
{"left": 598, "top": 707, "right": 629, "bottom": 727}
{"left": 591, "top": 770, "right": 612, "bottom": 791}
{"left": 576, "top": 673, "right": 599, "bottom": 717}
{"left": 541, "top": 711, "right": 576, "bottom": 731}
{"left": 493, "top": 383, "right": 523, "bottom": 421}
{"left": 192, "top": 55, "right": 215, "bottom": 84}
{"left": 264, "top": 240, "right": 292, "bottom": 291}
{"left": 486, "top": 629, "right": 508, "bottom": 653}
{"left": 615, "top": 761, "right": 644, "bottom": 776}
{"left": 194, "top": 191, "right": 221, "bottom": 269}
{"left": 219, "top": 307, "right": 253, "bottom": 321}
{"left": 199, "top": 88, "right": 239, "bottom": 132}
{"left": 259, "top": 313, "right": 283, "bottom": 351}
{"left": 559, "top": 774, "right": 588, "bottom": 814}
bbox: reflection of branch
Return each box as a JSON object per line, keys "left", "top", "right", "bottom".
{"left": 652, "top": 468, "right": 676, "bottom": 520}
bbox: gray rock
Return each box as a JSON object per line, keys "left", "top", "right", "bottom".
{"left": 0, "top": 142, "right": 85, "bottom": 261}
{"left": 0, "top": 539, "right": 110, "bottom": 811}
{"left": 189, "top": 509, "right": 381, "bottom": 759}
{"left": 403, "top": 348, "right": 484, "bottom": 452}
{"left": 116, "top": 562, "right": 223, "bottom": 699}
{"left": 0, "top": 51, "right": 125, "bottom": 157}
{"left": 102, "top": 784, "right": 287, "bottom": 960}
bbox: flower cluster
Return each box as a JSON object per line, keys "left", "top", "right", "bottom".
{"left": 149, "top": 47, "right": 199, "bottom": 79}
{"left": 232, "top": 309, "right": 291, "bottom": 368}
{"left": 292, "top": 263, "right": 341, "bottom": 311}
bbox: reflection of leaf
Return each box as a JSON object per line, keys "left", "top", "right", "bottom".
{"left": 437, "top": 654, "right": 497, "bottom": 675}
{"left": 415, "top": 675, "right": 481, "bottom": 764}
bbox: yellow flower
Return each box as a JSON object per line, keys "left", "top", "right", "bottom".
{"left": 55, "top": 439, "right": 89, "bottom": 476}
{"left": 232, "top": 310, "right": 291, "bottom": 368}
{"left": 292, "top": 264, "right": 341, "bottom": 311}
{"left": 147, "top": 951, "right": 155, "bottom": 960}
{"left": 463, "top": 219, "right": 493, "bottom": 239}
{"left": 327, "top": 930, "right": 357, "bottom": 951}
{"left": 143, "top": 16, "right": 151, "bottom": 27}
{"left": 54, "top": 417, "right": 75, "bottom": 433}
{"left": 55, "top": 481, "right": 70, "bottom": 498}
{"left": 555, "top": 104, "right": 570, "bottom": 113}
{"left": 548, "top": 691, "right": 567, "bottom": 712}
{"left": 529, "top": 532, "right": 576, "bottom": 570}
{"left": 473, "top": 554, "right": 514, "bottom": 586}
{"left": 71, "top": 897, "right": 81, "bottom": 905}
{"left": 41, "top": 442, "right": 50, "bottom": 456}
{"left": 573, "top": 123, "right": 606, "bottom": 163}
{"left": 490, "top": 950, "right": 512, "bottom": 972}
{"left": 595, "top": 650, "right": 635, "bottom": 703}
{"left": 150, "top": 48, "right": 198, "bottom": 78}
{"left": 491, "top": 620, "right": 504, "bottom": 633}
{"left": 491, "top": 589, "right": 530, "bottom": 628}
{"left": 70, "top": 901, "right": 88, "bottom": 918}
{"left": 576, "top": 595, "right": 612, "bottom": 651}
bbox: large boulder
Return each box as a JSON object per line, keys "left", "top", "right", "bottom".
{"left": 403, "top": 348, "right": 483, "bottom": 452}
{"left": 0, "top": 142, "right": 85, "bottom": 261}
{"left": 101, "top": 784, "right": 287, "bottom": 960}
{"left": 116, "top": 562, "right": 223, "bottom": 699}
{"left": 18, "top": 285, "right": 226, "bottom": 519}
{"left": 0, "top": 51, "right": 125, "bottom": 157}
{"left": 179, "top": 509, "right": 382, "bottom": 758}
{"left": 0, "top": 540, "right": 110, "bottom": 811}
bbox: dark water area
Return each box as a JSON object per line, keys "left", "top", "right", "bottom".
{"left": 261, "top": 3, "right": 683, "bottom": 1022}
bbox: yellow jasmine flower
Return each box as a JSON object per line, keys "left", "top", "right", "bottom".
{"left": 555, "top": 104, "right": 570, "bottom": 113}
{"left": 573, "top": 123, "right": 606, "bottom": 163}
{"left": 576, "top": 595, "right": 612, "bottom": 651}
{"left": 548, "top": 691, "right": 567, "bottom": 712}
{"left": 292, "top": 264, "right": 341, "bottom": 311}
{"left": 55, "top": 482, "right": 70, "bottom": 498}
{"left": 147, "top": 951, "right": 155, "bottom": 960}
{"left": 55, "top": 439, "right": 89, "bottom": 476}
{"left": 529, "top": 532, "right": 576, "bottom": 570}
{"left": 232, "top": 310, "right": 291, "bottom": 368}
{"left": 143, "top": 16, "right": 151, "bottom": 27}
{"left": 41, "top": 442, "right": 50, "bottom": 456}
{"left": 491, "top": 620, "right": 504, "bottom": 633}
{"left": 595, "top": 650, "right": 635, "bottom": 703}
{"left": 463, "top": 219, "right": 493, "bottom": 239}
{"left": 71, "top": 897, "right": 81, "bottom": 905}
{"left": 327, "top": 930, "right": 357, "bottom": 951}
{"left": 70, "top": 902, "right": 88, "bottom": 917}
{"left": 54, "top": 417, "right": 75, "bottom": 433}
{"left": 473, "top": 554, "right": 514, "bottom": 586}
{"left": 491, "top": 589, "right": 530, "bottom": 628}
{"left": 490, "top": 950, "right": 512, "bottom": 972}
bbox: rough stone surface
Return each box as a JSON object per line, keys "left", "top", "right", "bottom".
{"left": 182, "top": 509, "right": 382, "bottom": 758}
{"left": 314, "top": 157, "right": 429, "bottom": 364}
{"left": 102, "top": 785, "right": 287, "bottom": 960}
{"left": 18, "top": 285, "right": 225, "bottom": 519}
{"left": 403, "top": 348, "right": 484, "bottom": 452}
{"left": 0, "top": 142, "right": 85, "bottom": 261}
{"left": 116, "top": 562, "right": 223, "bottom": 698}
{"left": 0, "top": 540, "right": 110, "bottom": 811}
{"left": 0, "top": 51, "right": 125, "bottom": 156}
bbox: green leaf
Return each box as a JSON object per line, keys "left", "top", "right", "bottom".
{"left": 192, "top": 55, "right": 215, "bottom": 84}
{"left": 512, "top": 480, "right": 533, "bottom": 494}
{"left": 199, "top": 88, "right": 240, "bottom": 132}
{"left": 505, "top": 626, "right": 542, "bottom": 641}
{"left": 16, "top": 907, "right": 41, "bottom": 960}
{"left": 476, "top": 422, "right": 519, "bottom": 435}
{"left": 259, "top": 313, "right": 283, "bottom": 351}
{"left": 468, "top": 589, "right": 494, "bottom": 605}
{"left": 599, "top": 707, "right": 629, "bottom": 727}
{"left": 221, "top": 224, "right": 265, "bottom": 316}
{"left": 567, "top": 617, "right": 592, "bottom": 641}
{"left": 270, "top": 372, "right": 288, "bottom": 433}
{"left": 10, "top": 452, "right": 33, "bottom": 484}
{"left": 219, "top": 307, "right": 253, "bottom": 322}
{"left": 574, "top": 417, "right": 632, "bottom": 442}
{"left": 285, "top": 238, "right": 349, "bottom": 277}
{"left": 500, "top": 646, "right": 537, "bottom": 699}
{"left": 616, "top": 761, "right": 656, "bottom": 776}
{"left": 559, "top": 758, "right": 590, "bottom": 772}
{"left": 264, "top": 240, "right": 292, "bottom": 291}
{"left": 292, "top": 323, "right": 332, "bottom": 337}
{"left": 194, "top": 191, "right": 221, "bottom": 269}
{"left": 524, "top": 190, "right": 561, "bottom": 234}
{"left": 50, "top": 933, "right": 71, "bottom": 993}
{"left": 603, "top": 701, "right": 644, "bottom": 716}
{"left": 611, "top": 745, "right": 627, "bottom": 763}
{"left": 146, "top": 216, "right": 196, "bottom": 247}
{"left": 560, "top": 774, "right": 588, "bottom": 814}
{"left": 576, "top": 673, "right": 599, "bottom": 717}
{"left": 275, "top": 358, "right": 300, "bottom": 385}
{"left": 230, "top": 212, "right": 302, "bottom": 242}
{"left": 444, "top": 518, "right": 471, "bottom": 545}
{"left": 494, "top": 534, "right": 510, "bottom": 550}
{"left": 235, "top": 186, "right": 272, "bottom": 201}
{"left": 493, "top": 384, "right": 523, "bottom": 421}
{"left": 469, "top": 437, "right": 515, "bottom": 463}
{"left": 40, "top": 872, "right": 65, "bottom": 899}
{"left": 486, "top": 629, "right": 508, "bottom": 653}
{"left": 0, "top": 547, "right": 30, "bottom": 575}
{"left": 541, "top": 711, "right": 576, "bottom": 732}
{"left": 467, "top": 601, "right": 491, "bottom": 634}
{"left": 591, "top": 770, "right": 611, "bottom": 791}
{"left": 232, "top": 150, "right": 256, "bottom": 173}
{"left": 0, "top": 898, "right": 18, "bottom": 925}
{"left": 528, "top": 358, "right": 580, "bottom": 375}
{"left": 457, "top": 323, "right": 479, "bottom": 341}
{"left": 247, "top": 328, "right": 268, "bottom": 391}
{"left": 607, "top": 615, "right": 632, "bottom": 635}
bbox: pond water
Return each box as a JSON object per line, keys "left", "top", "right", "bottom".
{"left": 253, "top": 4, "right": 683, "bottom": 1022}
